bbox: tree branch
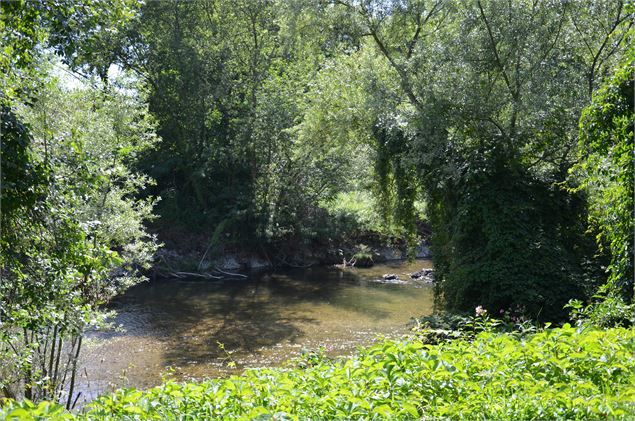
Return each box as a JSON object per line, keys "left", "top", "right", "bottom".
{"left": 477, "top": 1, "right": 514, "bottom": 98}
{"left": 588, "top": 1, "right": 630, "bottom": 96}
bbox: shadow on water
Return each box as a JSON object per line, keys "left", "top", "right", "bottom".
{"left": 80, "top": 259, "right": 434, "bottom": 401}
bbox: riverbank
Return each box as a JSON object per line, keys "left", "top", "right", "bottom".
{"left": 3, "top": 325, "right": 634, "bottom": 419}
{"left": 152, "top": 239, "right": 432, "bottom": 277}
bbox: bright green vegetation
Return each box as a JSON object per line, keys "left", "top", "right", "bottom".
{"left": 1, "top": 0, "right": 157, "bottom": 405}
{"left": 2, "top": 325, "right": 635, "bottom": 420}
{"left": 0, "top": 78, "right": 158, "bottom": 403}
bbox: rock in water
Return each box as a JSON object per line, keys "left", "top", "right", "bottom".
{"left": 373, "top": 274, "right": 408, "bottom": 284}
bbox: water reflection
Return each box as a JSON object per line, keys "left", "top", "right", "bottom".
{"left": 79, "top": 259, "right": 434, "bottom": 402}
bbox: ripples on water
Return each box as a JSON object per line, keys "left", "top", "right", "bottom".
{"left": 78, "top": 259, "right": 434, "bottom": 402}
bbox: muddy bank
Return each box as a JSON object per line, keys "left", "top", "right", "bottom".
{"left": 153, "top": 240, "right": 432, "bottom": 276}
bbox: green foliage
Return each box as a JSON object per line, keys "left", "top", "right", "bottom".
{"left": 412, "top": 306, "right": 539, "bottom": 345}
{"left": 3, "top": 326, "right": 634, "bottom": 420}
{"left": 373, "top": 123, "right": 420, "bottom": 258}
{"left": 117, "top": 0, "right": 372, "bottom": 253}
{"left": 576, "top": 49, "right": 634, "bottom": 302}
{"left": 0, "top": 106, "right": 48, "bottom": 235}
{"left": 0, "top": 0, "right": 139, "bottom": 99}
{"left": 20, "top": 78, "right": 161, "bottom": 285}
{"left": 428, "top": 164, "right": 594, "bottom": 321}
{"left": 1, "top": 73, "right": 158, "bottom": 404}
{"left": 2, "top": 0, "right": 634, "bottom": 414}
{"left": 321, "top": 191, "right": 384, "bottom": 234}
{"left": 305, "top": 0, "right": 634, "bottom": 320}
{"left": 0, "top": 400, "right": 73, "bottom": 421}
{"left": 352, "top": 244, "right": 374, "bottom": 267}
{"left": 110, "top": 2, "right": 429, "bottom": 257}
{"left": 2, "top": 1, "right": 156, "bottom": 406}
{"left": 295, "top": 43, "right": 424, "bottom": 254}
{"left": 567, "top": 297, "right": 634, "bottom": 329}
{"left": 348, "top": 0, "right": 633, "bottom": 319}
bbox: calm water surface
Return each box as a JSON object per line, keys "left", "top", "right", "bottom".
{"left": 78, "top": 259, "right": 434, "bottom": 402}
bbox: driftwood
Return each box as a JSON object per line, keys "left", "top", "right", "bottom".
{"left": 213, "top": 267, "right": 248, "bottom": 278}
{"left": 165, "top": 268, "right": 248, "bottom": 280}
{"left": 335, "top": 257, "right": 356, "bottom": 269}
{"left": 171, "top": 271, "right": 223, "bottom": 279}
{"left": 156, "top": 254, "right": 249, "bottom": 280}
{"left": 197, "top": 244, "right": 214, "bottom": 272}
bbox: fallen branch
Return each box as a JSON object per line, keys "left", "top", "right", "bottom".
{"left": 213, "top": 267, "right": 248, "bottom": 278}
{"left": 172, "top": 271, "right": 223, "bottom": 279}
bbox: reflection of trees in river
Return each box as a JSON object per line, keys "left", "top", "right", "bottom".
{"left": 100, "top": 263, "right": 434, "bottom": 369}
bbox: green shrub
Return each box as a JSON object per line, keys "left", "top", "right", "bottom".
{"left": 2, "top": 326, "right": 634, "bottom": 420}
{"left": 567, "top": 296, "right": 635, "bottom": 329}
{"left": 352, "top": 244, "right": 374, "bottom": 267}
{"left": 411, "top": 308, "right": 539, "bottom": 345}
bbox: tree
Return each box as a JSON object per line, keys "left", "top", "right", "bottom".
{"left": 0, "top": 0, "right": 154, "bottom": 406}
{"left": 575, "top": 45, "right": 634, "bottom": 319}
{"left": 0, "top": 74, "right": 159, "bottom": 406}
{"left": 112, "top": 0, "right": 376, "bottom": 262}
{"left": 327, "top": 0, "right": 633, "bottom": 319}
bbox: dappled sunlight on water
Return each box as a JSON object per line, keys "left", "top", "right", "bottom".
{"left": 78, "top": 259, "right": 434, "bottom": 402}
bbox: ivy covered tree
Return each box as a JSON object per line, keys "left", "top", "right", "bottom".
{"left": 572, "top": 47, "right": 634, "bottom": 325}
{"left": 326, "top": 0, "right": 633, "bottom": 319}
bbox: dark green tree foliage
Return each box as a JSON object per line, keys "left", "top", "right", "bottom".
{"left": 327, "top": 0, "right": 632, "bottom": 319}
{"left": 0, "top": 107, "right": 48, "bottom": 231}
{"left": 419, "top": 1, "right": 631, "bottom": 320}
{"left": 428, "top": 160, "right": 592, "bottom": 320}
{"left": 117, "top": 0, "right": 367, "bottom": 255}
{"left": 134, "top": 1, "right": 256, "bottom": 231}
{"left": 119, "top": 2, "right": 238, "bottom": 237}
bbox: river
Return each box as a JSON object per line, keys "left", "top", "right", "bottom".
{"left": 77, "top": 259, "right": 434, "bottom": 403}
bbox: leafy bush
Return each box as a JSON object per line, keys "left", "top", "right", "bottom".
{"left": 567, "top": 296, "right": 634, "bottom": 329}
{"left": 352, "top": 244, "right": 374, "bottom": 267}
{"left": 1, "top": 77, "right": 159, "bottom": 405}
{"left": 2, "top": 326, "right": 634, "bottom": 420}
{"left": 411, "top": 307, "right": 539, "bottom": 345}
{"left": 409, "top": 313, "right": 470, "bottom": 344}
